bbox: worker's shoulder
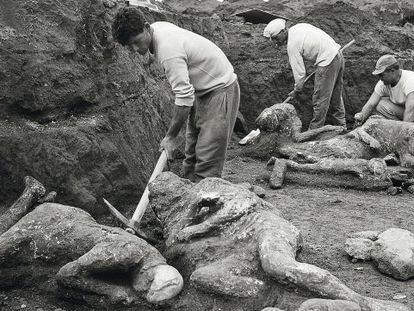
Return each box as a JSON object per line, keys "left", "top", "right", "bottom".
{"left": 152, "top": 21, "right": 201, "bottom": 40}
{"left": 151, "top": 21, "right": 180, "bottom": 31}
{"left": 291, "top": 23, "right": 316, "bottom": 31}
{"left": 402, "top": 69, "right": 414, "bottom": 80}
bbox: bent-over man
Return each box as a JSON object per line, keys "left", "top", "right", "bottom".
{"left": 263, "top": 19, "right": 346, "bottom": 130}
{"left": 112, "top": 7, "right": 240, "bottom": 182}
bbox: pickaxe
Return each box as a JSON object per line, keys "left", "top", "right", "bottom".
{"left": 103, "top": 150, "right": 168, "bottom": 244}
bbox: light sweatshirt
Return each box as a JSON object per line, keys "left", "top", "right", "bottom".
{"left": 287, "top": 23, "right": 340, "bottom": 87}
{"left": 374, "top": 70, "right": 414, "bottom": 106}
{"left": 151, "top": 21, "right": 237, "bottom": 107}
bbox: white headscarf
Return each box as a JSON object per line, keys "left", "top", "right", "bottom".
{"left": 263, "top": 18, "right": 286, "bottom": 38}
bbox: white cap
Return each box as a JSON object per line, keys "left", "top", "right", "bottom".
{"left": 263, "top": 18, "right": 286, "bottom": 38}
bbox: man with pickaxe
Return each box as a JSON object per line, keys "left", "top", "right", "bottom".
{"left": 105, "top": 7, "right": 240, "bottom": 238}
{"left": 112, "top": 7, "right": 240, "bottom": 182}
{"left": 263, "top": 19, "right": 350, "bottom": 130}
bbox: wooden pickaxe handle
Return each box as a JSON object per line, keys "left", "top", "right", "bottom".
{"left": 339, "top": 38, "right": 355, "bottom": 53}
{"left": 283, "top": 38, "right": 355, "bottom": 104}
{"left": 283, "top": 71, "right": 315, "bottom": 103}
{"left": 102, "top": 151, "right": 168, "bottom": 244}
{"left": 131, "top": 150, "right": 168, "bottom": 224}
{"left": 103, "top": 198, "right": 158, "bottom": 244}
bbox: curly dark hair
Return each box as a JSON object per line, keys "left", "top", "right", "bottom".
{"left": 112, "top": 7, "right": 146, "bottom": 46}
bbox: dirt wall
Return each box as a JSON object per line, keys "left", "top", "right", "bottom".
{"left": 0, "top": 0, "right": 228, "bottom": 214}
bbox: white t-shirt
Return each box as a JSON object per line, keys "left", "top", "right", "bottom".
{"left": 151, "top": 22, "right": 237, "bottom": 107}
{"left": 374, "top": 70, "right": 414, "bottom": 106}
{"left": 287, "top": 23, "right": 340, "bottom": 87}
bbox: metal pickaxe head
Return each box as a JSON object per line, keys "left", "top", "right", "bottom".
{"left": 103, "top": 198, "right": 158, "bottom": 244}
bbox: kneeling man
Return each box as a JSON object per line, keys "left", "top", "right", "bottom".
{"left": 355, "top": 55, "right": 414, "bottom": 124}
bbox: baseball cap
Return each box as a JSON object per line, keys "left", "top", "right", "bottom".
{"left": 372, "top": 55, "right": 398, "bottom": 75}
{"left": 263, "top": 18, "right": 286, "bottom": 38}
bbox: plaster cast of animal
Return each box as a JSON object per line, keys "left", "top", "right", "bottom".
{"left": 0, "top": 177, "right": 183, "bottom": 305}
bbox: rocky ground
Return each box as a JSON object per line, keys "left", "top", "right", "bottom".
{"left": 1, "top": 137, "right": 413, "bottom": 311}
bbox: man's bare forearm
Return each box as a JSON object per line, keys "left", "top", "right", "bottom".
{"left": 166, "top": 105, "right": 191, "bottom": 138}
{"left": 403, "top": 93, "right": 414, "bottom": 122}
{"left": 360, "top": 92, "right": 381, "bottom": 121}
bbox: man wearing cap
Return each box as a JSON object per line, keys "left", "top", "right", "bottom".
{"left": 111, "top": 7, "right": 239, "bottom": 182}
{"left": 263, "top": 19, "right": 346, "bottom": 130}
{"left": 354, "top": 54, "right": 414, "bottom": 124}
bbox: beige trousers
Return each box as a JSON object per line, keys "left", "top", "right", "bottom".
{"left": 183, "top": 79, "right": 240, "bottom": 182}
{"left": 309, "top": 51, "right": 346, "bottom": 130}
{"left": 375, "top": 97, "right": 404, "bottom": 121}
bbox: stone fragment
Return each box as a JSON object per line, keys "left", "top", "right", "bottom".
{"left": 269, "top": 158, "right": 287, "bottom": 189}
{"left": 344, "top": 238, "right": 373, "bottom": 261}
{"left": 252, "top": 185, "right": 266, "bottom": 198}
{"left": 390, "top": 174, "right": 408, "bottom": 187}
{"left": 384, "top": 153, "right": 400, "bottom": 166}
{"left": 404, "top": 178, "right": 414, "bottom": 187}
{"left": 368, "top": 158, "right": 387, "bottom": 175}
{"left": 371, "top": 228, "right": 414, "bottom": 280}
{"left": 393, "top": 293, "right": 407, "bottom": 300}
{"left": 239, "top": 129, "right": 261, "bottom": 145}
{"left": 348, "top": 231, "right": 380, "bottom": 240}
{"left": 386, "top": 186, "right": 403, "bottom": 195}
{"left": 407, "top": 185, "right": 414, "bottom": 194}
{"left": 298, "top": 299, "right": 361, "bottom": 311}
{"left": 261, "top": 308, "right": 285, "bottom": 311}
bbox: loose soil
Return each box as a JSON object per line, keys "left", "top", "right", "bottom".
{"left": 1, "top": 137, "right": 413, "bottom": 311}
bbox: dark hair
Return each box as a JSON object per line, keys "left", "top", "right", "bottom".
{"left": 112, "top": 7, "right": 146, "bottom": 46}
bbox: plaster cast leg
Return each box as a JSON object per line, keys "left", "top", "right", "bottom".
{"left": 57, "top": 242, "right": 161, "bottom": 304}
{"left": 0, "top": 176, "right": 46, "bottom": 235}
{"left": 57, "top": 241, "right": 142, "bottom": 304}
{"left": 294, "top": 125, "right": 345, "bottom": 143}
{"left": 286, "top": 158, "right": 372, "bottom": 176}
{"left": 190, "top": 256, "right": 265, "bottom": 297}
{"left": 57, "top": 240, "right": 182, "bottom": 304}
{"left": 258, "top": 230, "right": 409, "bottom": 311}
{"left": 355, "top": 128, "right": 381, "bottom": 149}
